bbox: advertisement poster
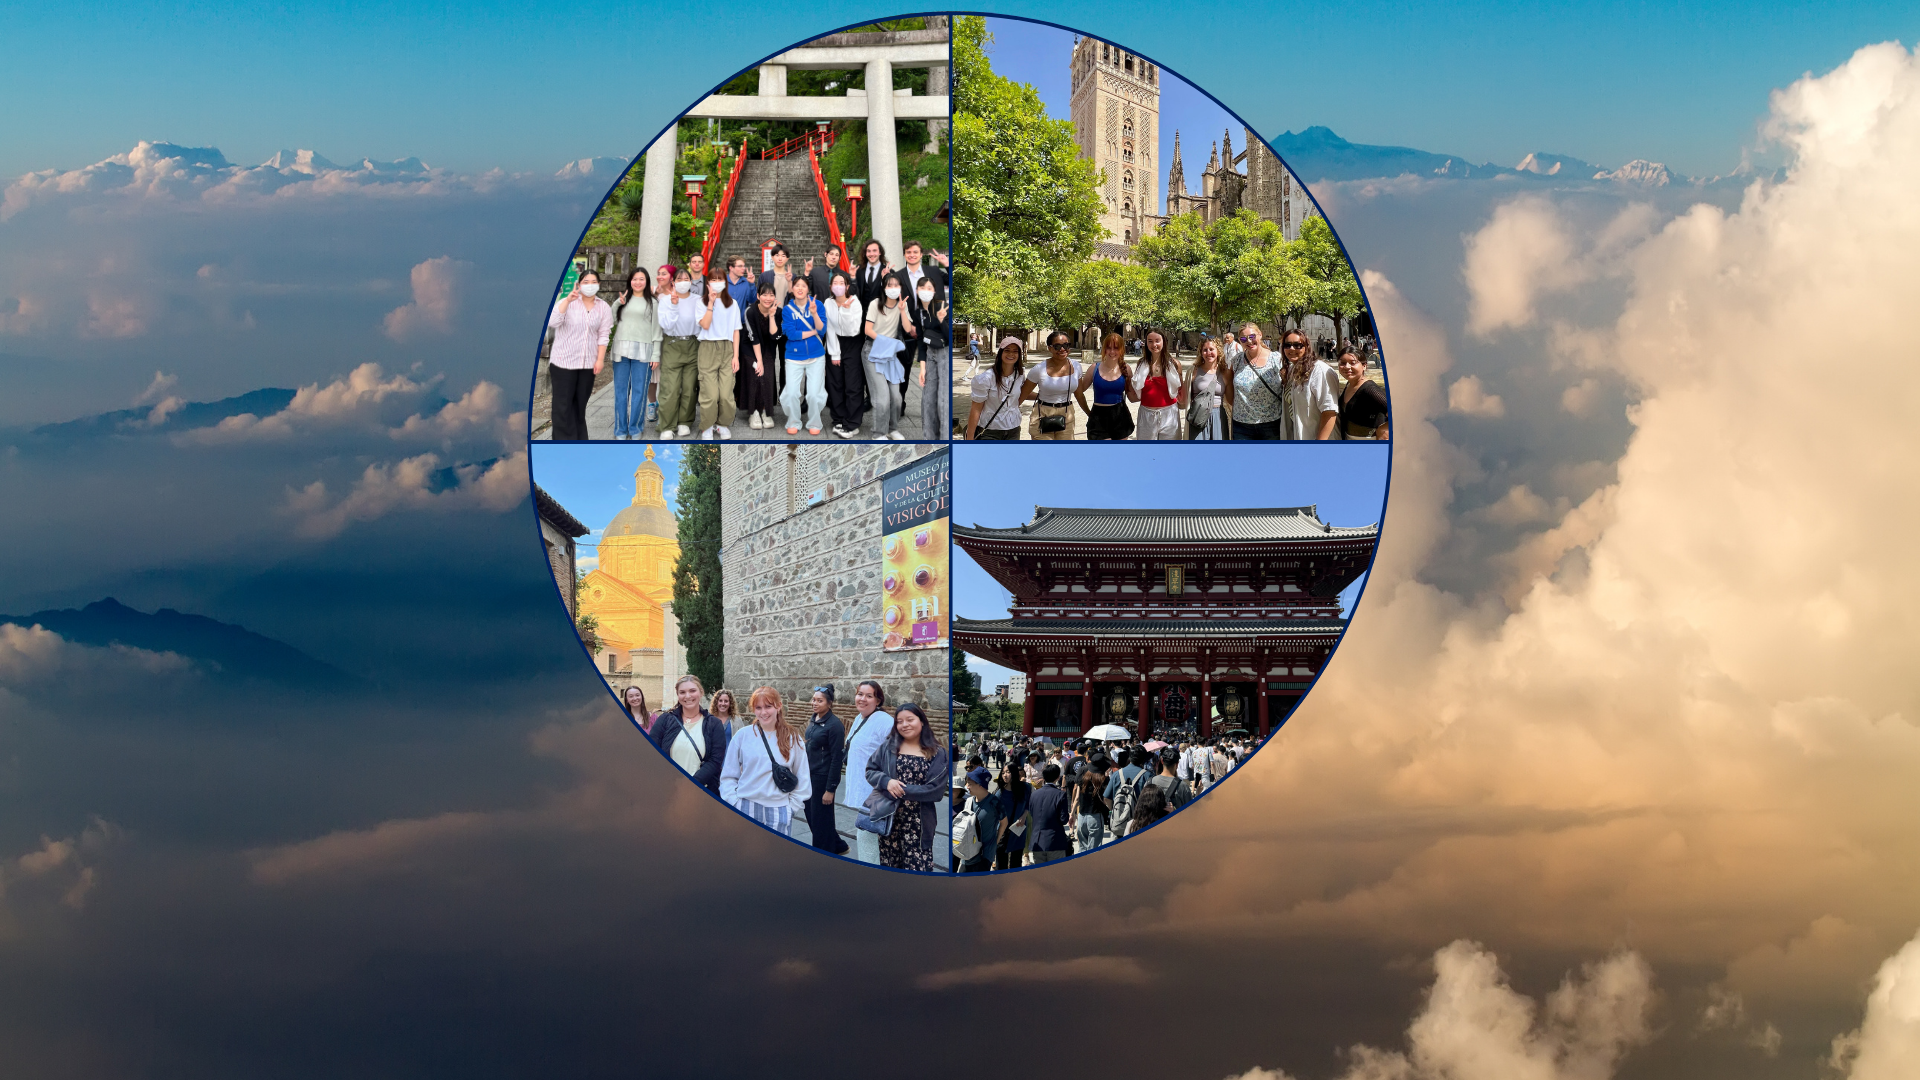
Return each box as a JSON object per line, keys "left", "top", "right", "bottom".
{"left": 879, "top": 448, "right": 949, "bottom": 651}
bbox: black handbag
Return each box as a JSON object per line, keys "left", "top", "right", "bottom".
{"left": 756, "top": 725, "right": 799, "bottom": 793}
{"left": 1038, "top": 410, "right": 1068, "bottom": 433}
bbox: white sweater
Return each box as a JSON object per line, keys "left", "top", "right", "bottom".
{"left": 719, "top": 723, "right": 812, "bottom": 814}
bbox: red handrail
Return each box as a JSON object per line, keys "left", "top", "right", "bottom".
{"left": 808, "top": 141, "right": 845, "bottom": 255}
{"left": 699, "top": 139, "right": 752, "bottom": 269}
{"left": 762, "top": 127, "right": 836, "bottom": 161}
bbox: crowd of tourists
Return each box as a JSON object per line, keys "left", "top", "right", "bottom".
{"left": 948, "top": 733, "right": 1254, "bottom": 871}
{"left": 544, "top": 238, "right": 952, "bottom": 442}
{"left": 622, "top": 677, "right": 947, "bottom": 872}
{"left": 962, "top": 326, "right": 1387, "bottom": 442}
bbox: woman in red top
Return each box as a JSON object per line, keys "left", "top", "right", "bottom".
{"left": 1131, "top": 330, "right": 1185, "bottom": 440}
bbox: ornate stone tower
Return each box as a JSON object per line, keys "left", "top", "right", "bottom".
{"left": 1069, "top": 36, "right": 1160, "bottom": 253}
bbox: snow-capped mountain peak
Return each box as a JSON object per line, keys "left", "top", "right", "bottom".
{"left": 1596, "top": 159, "right": 1675, "bottom": 186}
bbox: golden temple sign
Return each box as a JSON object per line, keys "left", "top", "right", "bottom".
{"left": 1165, "top": 564, "right": 1184, "bottom": 595}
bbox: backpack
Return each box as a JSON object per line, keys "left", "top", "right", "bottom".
{"left": 953, "top": 796, "right": 983, "bottom": 860}
{"left": 1109, "top": 768, "right": 1148, "bottom": 835}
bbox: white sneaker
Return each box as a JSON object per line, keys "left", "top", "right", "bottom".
{"left": 675, "top": 424, "right": 691, "bottom": 438}
{"left": 701, "top": 427, "right": 717, "bottom": 440}
{"left": 833, "top": 425, "right": 855, "bottom": 439}
{"left": 888, "top": 431, "right": 906, "bottom": 441}
{"left": 716, "top": 425, "right": 732, "bottom": 439}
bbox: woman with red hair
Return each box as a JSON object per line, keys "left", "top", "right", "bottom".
{"left": 719, "top": 686, "right": 811, "bottom": 837}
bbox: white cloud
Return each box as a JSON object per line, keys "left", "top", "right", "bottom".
{"left": 1559, "top": 377, "right": 1600, "bottom": 415}
{"left": 0, "top": 623, "right": 194, "bottom": 688}
{"left": 390, "top": 379, "right": 521, "bottom": 447}
{"left": 285, "top": 450, "right": 526, "bottom": 539}
{"left": 1446, "top": 374, "right": 1505, "bottom": 417}
{"left": 383, "top": 255, "right": 472, "bottom": 340}
{"left": 1463, "top": 196, "right": 1582, "bottom": 335}
{"left": 2, "top": 818, "right": 122, "bottom": 912}
{"left": 1328, "top": 942, "right": 1654, "bottom": 1080}
{"left": 178, "top": 362, "right": 428, "bottom": 443}
{"left": 1830, "top": 926, "right": 1920, "bottom": 1080}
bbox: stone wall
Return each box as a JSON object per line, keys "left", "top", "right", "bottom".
{"left": 722, "top": 444, "right": 948, "bottom": 738}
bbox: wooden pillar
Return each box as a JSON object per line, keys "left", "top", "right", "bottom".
{"left": 1021, "top": 687, "right": 1035, "bottom": 737}
{"left": 1198, "top": 648, "right": 1213, "bottom": 739}
{"left": 1080, "top": 679, "right": 1093, "bottom": 732}
{"left": 1256, "top": 649, "right": 1272, "bottom": 739}
{"left": 1138, "top": 676, "right": 1151, "bottom": 740}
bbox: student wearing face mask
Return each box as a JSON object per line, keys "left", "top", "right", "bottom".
{"left": 822, "top": 269, "right": 868, "bottom": 439}
{"left": 896, "top": 241, "right": 942, "bottom": 390}
{"left": 910, "top": 277, "right": 951, "bottom": 439}
{"left": 863, "top": 272, "right": 914, "bottom": 441}
{"left": 656, "top": 268, "right": 702, "bottom": 437}
{"left": 695, "top": 270, "right": 742, "bottom": 439}
{"left": 545, "top": 270, "right": 611, "bottom": 441}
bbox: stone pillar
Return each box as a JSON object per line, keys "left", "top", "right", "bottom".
{"left": 758, "top": 63, "right": 787, "bottom": 98}
{"left": 864, "top": 59, "right": 904, "bottom": 266}
{"left": 637, "top": 125, "right": 678, "bottom": 280}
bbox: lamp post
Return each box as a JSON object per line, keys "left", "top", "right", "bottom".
{"left": 814, "top": 120, "right": 831, "bottom": 151}
{"left": 841, "top": 177, "right": 866, "bottom": 244}
{"left": 682, "top": 174, "right": 708, "bottom": 239}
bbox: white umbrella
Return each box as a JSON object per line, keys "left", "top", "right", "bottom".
{"left": 1083, "top": 724, "right": 1131, "bottom": 741}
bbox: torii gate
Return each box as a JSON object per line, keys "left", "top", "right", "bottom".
{"left": 635, "top": 26, "right": 950, "bottom": 278}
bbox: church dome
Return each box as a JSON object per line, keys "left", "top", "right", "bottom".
{"left": 604, "top": 447, "right": 678, "bottom": 539}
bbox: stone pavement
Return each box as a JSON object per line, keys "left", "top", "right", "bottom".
{"left": 533, "top": 362, "right": 950, "bottom": 442}
{"left": 822, "top": 766, "right": 950, "bottom": 873}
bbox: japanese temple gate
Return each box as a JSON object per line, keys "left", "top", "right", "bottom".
{"left": 953, "top": 506, "right": 1380, "bottom": 740}
{"left": 635, "top": 25, "right": 950, "bottom": 279}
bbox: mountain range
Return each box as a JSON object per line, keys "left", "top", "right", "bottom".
{"left": 1269, "top": 126, "right": 1770, "bottom": 189}
{"left": 1, "top": 598, "right": 357, "bottom": 689}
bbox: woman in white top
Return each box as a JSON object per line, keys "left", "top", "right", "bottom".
{"left": 544, "top": 270, "right": 611, "bottom": 441}
{"left": 1276, "top": 326, "right": 1340, "bottom": 440}
{"left": 1021, "top": 331, "right": 1088, "bottom": 441}
{"left": 719, "top": 686, "right": 810, "bottom": 837}
{"left": 608, "top": 269, "right": 660, "bottom": 440}
{"left": 863, "top": 272, "right": 915, "bottom": 440}
{"left": 822, "top": 269, "right": 868, "bottom": 438}
{"left": 965, "top": 337, "right": 1026, "bottom": 440}
{"left": 656, "top": 268, "right": 703, "bottom": 437}
{"left": 694, "top": 270, "right": 742, "bottom": 439}
{"left": 1183, "top": 337, "right": 1232, "bottom": 440}
{"left": 1131, "top": 330, "right": 1184, "bottom": 441}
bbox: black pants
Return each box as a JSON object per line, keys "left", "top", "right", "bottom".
{"left": 972, "top": 425, "right": 1018, "bottom": 441}
{"left": 828, "top": 335, "right": 867, "bottom": 427}
{"left": 804, "top": 786, "right": 846, "bottom": 853}
{"left": 1232, "top": 418, "right": 1280, "bottom": 441}
{"left": 548, "top": 364, "right": 594, "bottom": 441}
{"left": 960, "top": 854, "right": 994, "bottom": 873}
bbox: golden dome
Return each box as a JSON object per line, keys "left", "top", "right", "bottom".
{"left": 605, "top": 446, "right": 677, "bottom": 539}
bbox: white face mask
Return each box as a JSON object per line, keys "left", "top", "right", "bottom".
{"left": 579, "top": 282, "right": 599, "bottom": 297}
{"left": 708, "top": 282, "right": 725, "bottom": 295}
{"left": 831, "top": 283, "right": 848, "bottom": 297}
{"left": 674, "top": 281, "right": 691, "bottom": 295}
{"left": 918, "top": 289, "right": 935, "bottom": 303}
{"left": 885, "top": 286, "right": 901, "bottom": 300}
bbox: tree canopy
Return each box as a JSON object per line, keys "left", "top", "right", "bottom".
{"left": 1133, "top": 209, "right": 1314, "bottom": 337}
{"left": 671, "top": 445, "right": 724, "bottom": 693}
{"left": 951, "top": 15, "right": 1105, "bottom": 330}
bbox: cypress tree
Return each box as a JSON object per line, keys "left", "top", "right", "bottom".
{"left": 672, "top": 445, "right": 724, "bottom": 692}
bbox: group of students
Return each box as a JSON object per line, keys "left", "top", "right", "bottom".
{"left": 545, "top": 238, "right": 952, "bottom": 442}
{"left": 964, "top": 326, "right": 1389, "bottom": 442}
{"left": 622, "top": 676, "right": 948, "bottom": 872}
{"left": 949, "top": 734, "right": 1249, "bottom": 871}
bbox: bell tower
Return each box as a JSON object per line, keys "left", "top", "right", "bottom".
{"left": 1069, "top": 36, "right": 1161, "bottom": 254}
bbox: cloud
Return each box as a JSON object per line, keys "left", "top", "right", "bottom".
{"left": 390, "top": 379, "right": 522, "bottom": 447}
{"left": 383, "top": 256, "right": 472, "bottom": 340}
{"left": 767, "top": 958, "right": 817, "bottom": 984}
{"left": 1326, "top": 942, "right": 1654, "bottom": 1080}
{"left": 2, "top": 818, "right": 122, "bottom": 913}
{"left": 285, "top": 450, "right": 526, "bottom": 540}
{"left": 0, "top": 623, "right": 194, "bottom": 688}
{"left": 974, "top": 43, "right": 1920, "bottom": 1013}
{"left": 1829, "top": 926, "right": 1920, "bottom": 1080}
{"left": 1463, "top": 196, "right": 1582, "bottom": 335}
{"left": 914, "top": 955, "right": 1150, "bottom": 991}
{"left": 178, "top": 363, "right": 427, "bottom": 443}
{"left": 1446, "top": 374, "right": 1505, "bottom": 417}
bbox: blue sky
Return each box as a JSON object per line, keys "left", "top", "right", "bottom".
{"left": 3, "top": 3, "right": 1913, "bottom": 181}
{"left": 530, "top": 443, "right": 683, "bottom": 570}
{"left": 955, "top": 442, "right": 1389, "bottom": 688}
{"left": 982, "top": 17, "right": 1260, "bottom": 216}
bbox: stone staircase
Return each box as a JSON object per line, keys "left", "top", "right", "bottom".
{"left": 710, "top": 157, "right": 836, "bottom": 270}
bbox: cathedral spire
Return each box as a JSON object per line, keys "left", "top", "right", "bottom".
{"left": 1167, "top": 130, "right": 1186, "bottom": 198}
{"left": 1207, "top": 141, "right": 1218, "bottom": 172}
{"left": 1223, "top": 126, "right": 1235, "bottom": 168}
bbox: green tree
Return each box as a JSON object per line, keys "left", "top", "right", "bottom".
{"left": 573, "top": 570, "right": 604, "bottom": 655}
{"left": 1288, "top": 215, "right": 1366, "bottom": 342}
{"left": 951, "top": 15, "right": 1105, "bottom": 332}
{"left": 1135, "top": 209, "right": 1313, "bottom": 339}
{"left": 672, "top": 445, "right": 724, "bottom": 692}
{"left": 1058, "top": 260, "right": 1157, "bottom": 340}
{"left": 952, "top": 649, "right": 981, "bottom": 712}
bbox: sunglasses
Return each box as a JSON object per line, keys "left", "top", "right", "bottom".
{"left": 1282, "top": 341, "right": 1309, "bottom": 349}
{"left": 1050, "top": 342, "right": 1070, "bottom": 350}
